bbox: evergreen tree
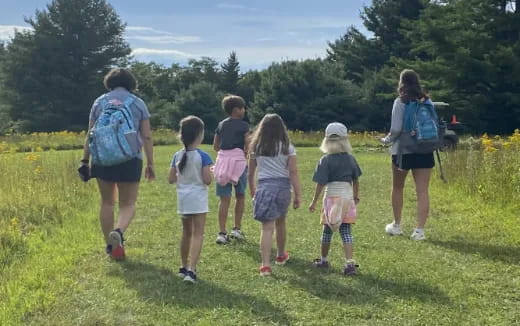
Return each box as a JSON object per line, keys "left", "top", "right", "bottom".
{"left": 221, "top": 51, "right": 240, "bottom": 93}
{"left": 1, "top": 0, "right": 130, "bottom": 132}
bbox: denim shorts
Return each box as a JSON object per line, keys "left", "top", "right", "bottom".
{"left": 216, "top": 168, "right": 248, "bottom": 197}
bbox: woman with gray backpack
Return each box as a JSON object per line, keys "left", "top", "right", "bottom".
{"left": 380, "top": 69, "right": 440, "bottom": 241}
{"left": 79, "top": 68, "right": 155, "bottom": 260}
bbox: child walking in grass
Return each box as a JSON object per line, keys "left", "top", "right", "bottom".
{"left": 169, "top": 116, "right": 213, "bottom": 284}
{"left": 248, "top": 114, "right": 302, "bottom": 276}
{"left": 309, "top": 122, "right": 361, "bottom": 276}
{"left": 212, "top": 95, "right": 250, "bottom": 244}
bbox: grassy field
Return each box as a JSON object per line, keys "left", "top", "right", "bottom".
{"left": 1, "top": 145, "right": 519, "bottom": 325}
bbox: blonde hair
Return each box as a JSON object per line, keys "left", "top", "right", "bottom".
{"left": 320, "top": 136, "right": 352, "bottom": 154}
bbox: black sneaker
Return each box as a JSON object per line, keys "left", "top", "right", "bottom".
{"left": 216, "top": 232, "right": 229, "bottom": 245}
{"left": 183, "top": 270, "right": 197, "bottom": 284}
{"left": 178, "top": 267, "right": 188, "bottom": 278}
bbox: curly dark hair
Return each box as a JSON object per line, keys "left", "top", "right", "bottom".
{"left": 221, "top": 95, "right": 245, "bottom": 115}
{"left": 104, "top": 68, "right": 138, "bottom": 91}
{"left": 398, "top": 69, "right": 428, "bottom": 103}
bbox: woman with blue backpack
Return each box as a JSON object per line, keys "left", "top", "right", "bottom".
{"left": 79, "top": 68, "right": 155, "bottom": 260}
{"left": 380, "top": 69, "right": 439, "bottom": 241}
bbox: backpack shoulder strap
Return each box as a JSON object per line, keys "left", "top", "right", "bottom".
{"left": 123, "top": 94, "right": 137, "bottom": 108}
{"left": 99, "top": 95, "right": 110, "bottom": 111}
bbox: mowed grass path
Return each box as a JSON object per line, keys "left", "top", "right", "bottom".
{"left": 2, "top": 146, "right": 519, "bottom": 325}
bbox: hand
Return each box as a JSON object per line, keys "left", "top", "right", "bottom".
{"left": 145, "top": 165, "right": 155, "bottom": 181}
{"left": 250, "top": 187, "right": 256, "bottom": 199}
{"left": 293, "top": 196, "right": 301, "bottom": 209}
{"left": 77, "top": 163, "right": 90, "bottom": 182}
{"left": 309, "top": 201, "right": 317, "bottom": 212}
{"left": 354, "top": 197, "right": 360, "bottom": 205}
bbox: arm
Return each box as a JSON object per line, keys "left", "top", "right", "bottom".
{"left": 243, "top": 131, "right": 252, "bottom": 156}
{"left": 353, "top": 179, "right": 360, "bottom": 204}
{"left": 248, "top": 156, "right": 257, "bottom": 198}
{"left": 309, "top": 184, "right": 325, "bottom": 212}
{"left": 381, "top": 98, "right": 405, "bottom": 144}
{"left": 213, "top": 134, "right": 221, "bottom": 152}
{"left": 168, "top": 166, "right": 177, "bottom": 184}
{"left": 202, "top": 165, "right": 212, "bottom": 185}
{"left": 140, "top": 119, "right": 155, "bottom": 181}
{"left": 288, "top": 156, "right": 301, "bottom": 209}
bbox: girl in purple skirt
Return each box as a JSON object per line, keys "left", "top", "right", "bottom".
{"left": 248, "top": 114, "right": 302, "bottom": 276}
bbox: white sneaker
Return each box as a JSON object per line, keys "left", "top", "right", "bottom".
{"left": 385, "top": 223, "right": 403, "bottom": 236}
{"left": 230, "top": 228, "right": 244, "bottom": 240}
{"left": 216, "top": 232, "right": 229, "bottom": 245}
{"left": 410, "top": 229, "right": 426, "bottom": 241}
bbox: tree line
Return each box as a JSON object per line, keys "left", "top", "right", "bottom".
{"left": 0, "top": 0, "right": 519, "bottom": 137}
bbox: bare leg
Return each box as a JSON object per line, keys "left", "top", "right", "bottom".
{"left": 412, "top": 168, "right": 432, "bottom": 229}
{"left": 180, "top": 217, "right": 193, "bottom": 267}
{"left": 218, "top": 196, "right": 231, "bottom": 233}
{"left": 275, "top": 217, "right": 286, "bottom": 256}
{"left": 116, "top": 182, "right": 139, "bottom": 232}
{"left": 260, "top": 221, "right": 275, "bottom": 267}
{"left": 343, "top": 244, "right": 353, "bottom": 261}
{"left": 96, "top": 179, "right": 117, "bottom": 243}
{"left": 234, "top": 194, "right": 245, "bottom": 229}
{"left": 392, "top": 164, "right": 409, "bottom": 225}
{"left": 188, "top": 214, "right": 206, "bottom": 271}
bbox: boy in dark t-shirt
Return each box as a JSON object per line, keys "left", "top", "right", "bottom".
{"left": 213, "top": 95, "right": 249, "bottom": 244}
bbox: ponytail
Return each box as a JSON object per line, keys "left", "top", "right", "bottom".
{"left": 177, "top": 115, "right": 205, "bottom": 174}
{"left": 178, "top": 142, "right": 188, "bottom": 173}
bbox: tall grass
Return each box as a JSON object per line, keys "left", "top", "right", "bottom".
{"left": 0, "top": 151, "right": 96, "bottom": 267}
{"left": 442, "top": 130, "right": 520, "bottom": 205}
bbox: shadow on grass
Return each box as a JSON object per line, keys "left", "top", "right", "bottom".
{"left": 430, "top": 239, "right": 520, "bottom": 265}
{"left": 236, "top": 242, "right": 452, "bottom": 306}
{"left": 111, "top": 260, "right": 291, "bottom": 325}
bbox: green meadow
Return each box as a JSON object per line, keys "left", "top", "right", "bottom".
{"left": 1, "top": 145, "right": 519, "bottom": 325}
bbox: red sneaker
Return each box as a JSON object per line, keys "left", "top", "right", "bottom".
{"left": 111, "top": 244, "right": 125, "bottom": 261}
{"left": 275, "top": 252, "right": 290, "bottom": 265}
{"left": 259, "top": 266, "right": 272, "bottom": 276}
{"left": 109, "top": 230, "right": 125, "bottom": 261}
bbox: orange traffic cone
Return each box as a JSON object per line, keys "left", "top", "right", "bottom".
{"left": 451, "top": 115, "right": 459, "bottom": 124}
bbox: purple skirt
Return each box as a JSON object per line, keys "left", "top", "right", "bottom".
{"left": 253, "top": 178, "right": 291, "bottom": 223}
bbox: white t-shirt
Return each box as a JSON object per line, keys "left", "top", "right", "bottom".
{"left": 171, "top": 149, "right": 213, "bottom": 215}
{"left": 253, "top": 144, "right": 296, "bottom": 180}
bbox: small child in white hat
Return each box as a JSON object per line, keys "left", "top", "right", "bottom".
{"left": 309, "top": 122, "right": 362, "bottom": 276}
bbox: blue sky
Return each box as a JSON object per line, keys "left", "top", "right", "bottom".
{"left": 0, "top": 0, "right": 369, "bottom": 70}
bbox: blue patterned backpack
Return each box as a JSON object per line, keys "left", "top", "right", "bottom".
{"left": 399, "top": 101, "right": 442, "bottom": 154}
{"left": 89, "top": 95, "right": 140, "bottom": 166}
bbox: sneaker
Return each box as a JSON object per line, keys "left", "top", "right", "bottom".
{"left": 178, "top": 267, "right": 188, "bottom": 278}
{"left": 259, "top": 266, "right": 272, "bottom": 276}
{"left": 344, "top": 262, "right": 357, "bottom": 276}
{"left": 313, "top": 258, "right": 329, "bottom": 268}
{"left": 230, "top": 228, "right": 245, "bottom": 240}
{"left": 216, "top": 232, "right": 229, "bottom": 245}
{"left": 275, "top": 252, "right": 290, "bottom": 265}
{"left": 183, "top": 270, "right": 197, "bottom": 283}
{"left": 108, "top": 229, "right": 125, "bottom": 261}
{"left": 385, "top": 222, "right": 403, "bottom": 236}
{"left": 410, "top": 228, "right": 426, "bottom": 241}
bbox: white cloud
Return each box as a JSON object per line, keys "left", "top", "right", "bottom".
{"left": 131, "top": 48, "right": 196, "bottom": 58}
{"left": 0, "top": 25, "right": 32, "bottom": 42}
{"left": 256, "top": 37, "right": 275, "bottom": 42}
{"left": 125, "top": 25, "right": 201, "bottom": 45}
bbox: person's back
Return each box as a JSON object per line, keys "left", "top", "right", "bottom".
{"left": 212, "top": 95, "right": 250, "bottom": 244}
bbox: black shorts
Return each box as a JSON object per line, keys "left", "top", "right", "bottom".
{"left": 392, "top": 153, "right": 434, "bottom": 170}
{"left": 91, "top": 158, "right": 143, "bottom": 183}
